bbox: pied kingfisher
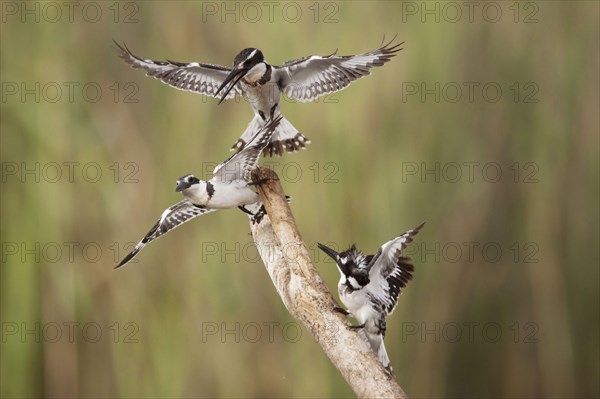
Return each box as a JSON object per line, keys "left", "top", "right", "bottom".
{"left": 116, "top": 116, "right": 283, "bottom": 269}
{"left": 114, "top": 37, "right": 402, "bottom": 156}
{"left": 317, "top": 222, "right": 424, "bottom": 373}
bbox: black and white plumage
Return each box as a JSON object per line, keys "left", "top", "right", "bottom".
{"left": 113, "top": 37, "right": 402, "bottom": 156}
{"left": 116, "top": 200, "right": 216, "bottom": 268}
{"left": 116, "top": 117, "right": 282, "bottom": 269}
{"left": 317, "top": 222, "right": 424, "bottom": 373}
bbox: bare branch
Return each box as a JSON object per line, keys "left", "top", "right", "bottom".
{"left": 250, "top": 167, "right": 408, "bottom": 399}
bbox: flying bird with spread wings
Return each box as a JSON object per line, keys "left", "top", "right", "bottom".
{"left": 114, "top": 37, "right": 403, "bottom": 156}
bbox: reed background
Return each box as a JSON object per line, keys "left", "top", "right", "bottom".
{"left": 1, "top": 1, "right": 598, "bottom": 398}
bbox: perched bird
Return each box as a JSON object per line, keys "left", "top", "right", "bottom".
{"left": 116, "top": 116, "right": 282, "bottom": 269}
{"left": 113, "top": 37, "right": 403, "bottom": 156}
{"left": 317, "top": 222, "right": 424, "bottom": 373}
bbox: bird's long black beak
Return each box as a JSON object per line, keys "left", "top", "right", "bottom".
{"left": 216, "top": 66, "right": 247, "bottom": 104}
{"left": 317, "top": 243, "right": 339, "bottom": 261}
{"left": 175, "top": 179, "right": 190, "bottom": 192}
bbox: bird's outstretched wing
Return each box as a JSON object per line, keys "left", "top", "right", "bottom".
{"left": 366, "top": 222, "right": 424, "bottom": 314}
{"left": 113, "top": 41, "right": 242, "bottom": 100}
{"left": 212, "top": 115, "right": 282, "bottom": 183}
{"left": 116, "top": 200, "right": 216, "bottom": 269}
{"left": 275, "top": 36, "right": 402, "bottom": 103}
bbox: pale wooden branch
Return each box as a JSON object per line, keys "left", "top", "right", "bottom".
{"left": 250, "top": 167, "right": 408, "bottom": 399}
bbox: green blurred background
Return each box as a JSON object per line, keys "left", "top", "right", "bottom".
{"left": 1, "top": 1, "right": 598, "bottom": 398}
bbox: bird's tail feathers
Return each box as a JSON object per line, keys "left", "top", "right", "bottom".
{"left": 362, "top": 330, "right": 393, "bottom": 375}
{"left": 231, "top": 114, "right": 311, "bottom": 157}
{"left": 230, "top": 115, "right": 260, "bottom": 153}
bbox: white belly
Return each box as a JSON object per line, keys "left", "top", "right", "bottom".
{"left": 339, "top": 283, "right": 378, "bottom": 325}
{"left": 242, "top": 81, "right": 282, "bottom": 117}
{"left": 207, "top": 182, "right": 258, "bottom": 209}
